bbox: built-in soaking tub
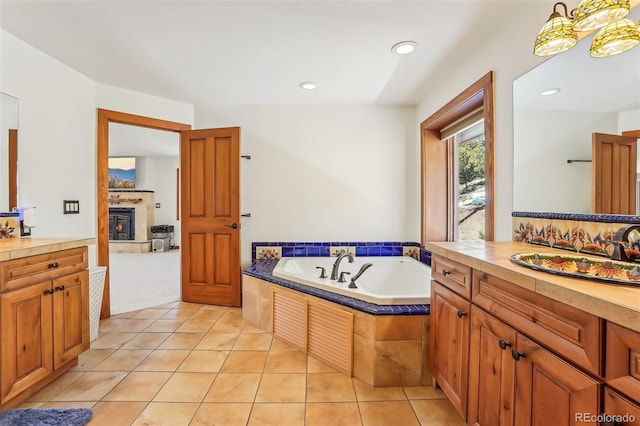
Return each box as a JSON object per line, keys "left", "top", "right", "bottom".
{"left": 272, "top": 256, "right": 431, "bottom": 305}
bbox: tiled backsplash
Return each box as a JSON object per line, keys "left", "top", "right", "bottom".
{"left": 252, "top": 241, "right": 431, "bottom": 266}
{"left": 512, "top": 211, "right": 640, "bottom": 258}
{"left": 0, "top": 212, "right": 20, "bottom": 239}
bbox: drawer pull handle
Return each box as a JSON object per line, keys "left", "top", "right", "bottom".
{"left": 457, "top": 311, "right": 467, "bottom": 318}
{"left": 75, "top": 278, "right": 80, "bottom": 283}
{"left": 511, "top": 350, "right": 525, "bottom": 361}
{"left": 49, "top": 262, "right": 59, "bottom": 269}
{"left": 442, "top": 270, "right": 450, "bottom": 276}
{"left": 44, "top": 289, "right": 54, "bottom": 295}
{"left": 499, "top": 340, "right": 512, "bottom": 350}
{"left": 55, "top": 285, "right": 65, "bottom": 291}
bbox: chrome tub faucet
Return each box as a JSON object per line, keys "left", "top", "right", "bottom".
{"left": 331, "top": 252, "right": 354, "bottom": 280}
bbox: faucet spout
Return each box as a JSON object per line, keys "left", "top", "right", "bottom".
{"left": 348, "top": 263, "right": 373, "bottom": 288}
{"left": 330, "top": 252, "right": 354, "bottom": 280}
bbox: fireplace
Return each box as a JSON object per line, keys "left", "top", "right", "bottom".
{"left": 109, "top": 208, "right": 135, "bottom": 240}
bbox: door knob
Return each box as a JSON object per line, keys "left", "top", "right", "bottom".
{"left": 224, "top": 223, "right": 239, "bottom": 229}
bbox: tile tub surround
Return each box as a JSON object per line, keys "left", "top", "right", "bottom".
{"left": 252, "top": 241, "right": 432, "bottom": 266}
{"left": 242, "top": 275, "right": 432, "bottom": 387}
{"left": 512, "top": 211, "right": 640, "bottom": 258}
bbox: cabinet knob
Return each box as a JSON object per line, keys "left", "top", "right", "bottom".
{"left": 442, "top": 269, "right": 450, "bottom": 276}
{"left": 48, "top": 262, "right": 59, "bottom": 269}
{"left": 43, "top": 289, "right": 54, "bottom": 295}
{"left": 511, "top": 350, "right": 525, "bottom": 361}
{"left": 499, "top": 340, "right": 512, "bottom": 350}
{"left": 457, "top": 311, "right": 467, "bottom": 318}
{"left": 55, "top": 285, "right": 65, "bottom": 292}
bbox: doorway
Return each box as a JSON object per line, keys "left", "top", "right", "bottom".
{"left": 97, "top": 109, "right": 191, "bottom": 319}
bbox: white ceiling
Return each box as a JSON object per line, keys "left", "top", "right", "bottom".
{"left": 0, "top": 0, "right": 528, "bottom": 107}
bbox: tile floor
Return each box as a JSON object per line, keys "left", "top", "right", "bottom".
{"left": 21, "top": 301, "right": 465, "bottom": 425}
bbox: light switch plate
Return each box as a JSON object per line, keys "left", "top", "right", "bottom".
{"left": 155, "top": 203, "right": 161, "bottom": 208}
{"left": 63, "top": 200, "right": 80, "bottom": 214}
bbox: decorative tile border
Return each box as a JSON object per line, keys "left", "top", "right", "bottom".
{"left": 0, "top": 212, "right": 20, "bottom": 239}
{"left": 251, "top": 241, "right": 431, "bottom": 266}
{"left": 512, "top": 211, "right": 640, "bottom": 258}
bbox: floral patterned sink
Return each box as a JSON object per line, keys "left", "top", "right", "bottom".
{"left": 510, "top": 253, "right": 640, "bottom": 287}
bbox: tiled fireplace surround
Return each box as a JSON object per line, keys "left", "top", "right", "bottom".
{"left": 242, "top": 212, "right": 640, "bottom": 387}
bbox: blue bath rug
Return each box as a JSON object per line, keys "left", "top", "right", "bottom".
{"left": 0, "top": 408, "right": 93, "bottom": 425}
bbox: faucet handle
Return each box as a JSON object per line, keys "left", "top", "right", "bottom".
{"left": 316, "top": 266, "right": 327, "bottom": 279}
{"left": 338, "top": 271, "right": 351, "bottom": 283}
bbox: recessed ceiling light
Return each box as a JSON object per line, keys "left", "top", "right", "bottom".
{"left": 299, "top": 81, "right": 317, "bottom": 90}
{"left": 391, "top": 41, "right": 417, "bottom": 55}
{"left": 540, "top": 88, "right": 561, "bottom": 96}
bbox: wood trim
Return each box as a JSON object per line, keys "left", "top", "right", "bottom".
{"left": 420, "top": 71, "right": 494, "bottom": 244}
{"left": 622, "top": 129, "right": 640, "bottom": 138}
{"left": 8, "top": 129, "right": 17, "bottom": 210}
{"left": 176, "top": 168, "right": 180, "bottom": 221}
{"left": 97, "top": 109, "right": 190, "bottom": 319}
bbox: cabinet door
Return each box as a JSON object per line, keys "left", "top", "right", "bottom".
{"left": 603, "top": 387, "right": 640, "bottom": 426}
{"left": 513, "top": 334, "right": 600, "bottom": 426}
{"left": 430, "top": 280, "right": 470, "bottom": 420}
{"left": 1, "top": 281, "right": 53, "bottom": 404}
{"left": 52, "top": 271, "right": 89, "bottom": 368}
{"left": 468, "top": 306, "right": 517, "bottom": 426}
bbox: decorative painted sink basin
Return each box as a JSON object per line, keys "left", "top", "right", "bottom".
{"left": 510, "top": 253, "right": 640, "bottom": 287}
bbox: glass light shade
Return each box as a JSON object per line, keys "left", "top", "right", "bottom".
{"left": 590, "top": 18, "right": 640, "bottom": 57}
{"left": 572, "top": 0, "right": 630, "bottom": 32}
{"left": 534, "top": 13, "right": 578, "bottom": 56}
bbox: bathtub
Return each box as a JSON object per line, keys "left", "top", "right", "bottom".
{"left": 272, "top": 256, "right": 431, "bottom": 305}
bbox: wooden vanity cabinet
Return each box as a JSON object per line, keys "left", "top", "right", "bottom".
{"left": 0, "top": 247, "right": 88, "bottom": 409}
{"left": 430, "top": 261, "right": 471, "bottom": 420}
{"left": 603, "top": 387, "right": 640, "bottom": 426}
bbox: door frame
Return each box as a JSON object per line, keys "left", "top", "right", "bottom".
{"left": 96, "top": 109, "right": 191, "bottom": 319}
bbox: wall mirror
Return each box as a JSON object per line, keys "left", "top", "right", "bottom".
{"left": 1, "top": 92, "right": 19, "bottom": 212}
{"left": 513, "top": 7, "right": 640, "bottom": 214}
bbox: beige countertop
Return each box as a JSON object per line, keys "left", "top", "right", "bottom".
{"left": 425, "top": 241, "right": 640, "bottom": 333}
{"left": 0, "top": 238, "right": 95, "bottom": 261}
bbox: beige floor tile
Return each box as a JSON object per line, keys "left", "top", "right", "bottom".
{"left": 90, "top": 401, "right": 148, "bottom": 426}
{"left": 92, "top": 349, "right": 152, "bottom": 371}
{"left": 203, "top": 373, "right": 261, "bottom": 403}
{"left": 264, "top": 350, "right": 308, "bottom": 373}
{"left": 255, "top": 373, "right": 306, "bottom": 403}
{"left": 132, "top": 402, "right": 199, "bottom": 426}
{"left": 153, "top": 372, "right": 216, "bottom": 402}
{"left": 177, "top": 350, "right": 228, "bottom": 373}
{"left": 220, "top": 351, "right": 268, "bottom": 373}
{"left": 248, "top": 403, "right": 305, "bottom": 426}
{"left": 307, "top": 355, "right": 338, "bottom": 373}
{"left": 144, "top": 319, "right": 185, "bottom": 333}
{"left": 121, "top": 332, "right": 171, "bottom": 349}
{"left": 209, "top": 312, "right": 246, "bottom": 333}
{"left": 135, "top": 349, "right": 191, "bottom": 371}
{"left": 132, "top": 308, "right": 171, "bottom": 320}
{"left": 39, "top": 401, "right": 96, "bottom": 409}
{"left": 191, "top": 402, "right": 252, "bottom": 426}
{"left": 158, "top": 332, "right": 204, "bottom": 349}
{"left": 175, "top": 301, "right": 205, "bottom": 310}
{"left": 153, "top": 301, "right": 181, "bottom": 309}
{"left": 52, "top": 371, "right": 127, "bottom": 401}
{"left": 161, "top": 309, "right": 198, "bottom": 321}
{"left": 233, "top": 333, "right": 273, "bottom": 351}
{"left": 108, "top": 319, "right": 155, "bottom": 333}
{"left": 102, "top": 371, "right": 172, "bottom": 401}
{"left": 90, "top": 332, "right": 138, "bottom": 349}
{"left": 410, "top": 399, "right": 466, "bottom": 425}
{"left": 27, "top": 371, "right": 85, "bottom": 402}
{"left": 18, "top": 402, "right": 44, "bottom": 408}
{"left": 270, "top": 338, "right": 298, "bottom": 351}
{"left": 176, "top": 319, "right": 216, "bottom": 333}
{"left": 96, "top": 317, "right": 127, "bottom": 332}
{"left": 353, "top": 378, "right": 406, "bottom": 401}
{"left": 305, "top": 402, "right": 362, "bottom": 426}
{"left": 71, "top": 349, "right": 115, "bottom": 371}
{"left": 404, "top": 385, "right": 447, "bottom": 400}
{"left": 190, "top": 308, "right": 225, "bottom": 321}
{"left": 307, "top": 373, "right": 357, "bottom": 402}
{"left": 196, "top": 333, "right": 239, "bottom": 350}
{"left": 359, "top": 401, "right": 420, "bottom": 426}
{"left": 242, "top": 322, "right": 268, "bottom": 333}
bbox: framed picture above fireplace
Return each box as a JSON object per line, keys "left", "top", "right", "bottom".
{"left": 108, "top": 157, "right": 136, "bottom": 188}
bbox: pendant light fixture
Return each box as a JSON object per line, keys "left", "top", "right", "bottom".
{"left": 534, "top": 2, "right": 578, "bottom": 56}
{"left": 534, "top": 0, "right": 639, "bottom": 58}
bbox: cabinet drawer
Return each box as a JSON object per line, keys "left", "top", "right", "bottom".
{"left": 603, "top": 387, "right": 640, "bottom": 426}
{"left": 0, "top": 247, "right": 88, "bottom": 293}
{"left": 606, "top": 322, "right": 640, "bottom": 402}
{"left": 472, "top": 270, "right": 603, "bottom": 376}
{"left": 431, "top": 255, "right": 472, "bottom": 299}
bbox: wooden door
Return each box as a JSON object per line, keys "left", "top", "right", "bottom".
{"left": 0, "top": 282, "right": 53, "bottom": 404}
{"left": 468, "top": 306, "right": 517, "bottom": 426}
{"left": 180, "top": 127, "right": 241, "bottom": 306}
{"left": 592, "top": 133, "right": 637, "bottom": 214}
{"left": 52, "top": 271, "right": 89, "bottom": 368}
{"left": 430, "top": 280, "right": 470, "bottom": 420}
{"left": 513, "top": 334, "right": 600, "bottom": 426}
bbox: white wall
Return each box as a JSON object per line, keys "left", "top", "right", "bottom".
{"left": 415, "top": 2, "right": 551, "bottom": 241}
{"left": 195, "top": 105, "right": 415, "bottom": 265}
{"left": 619, "top": 109, "right": 640, "bottom": 134}
{"left": 1, "top": 30, "right": 97, "bottom": 240}
{"left": 513, "top": 109, "right": 618, "bottom": 213}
